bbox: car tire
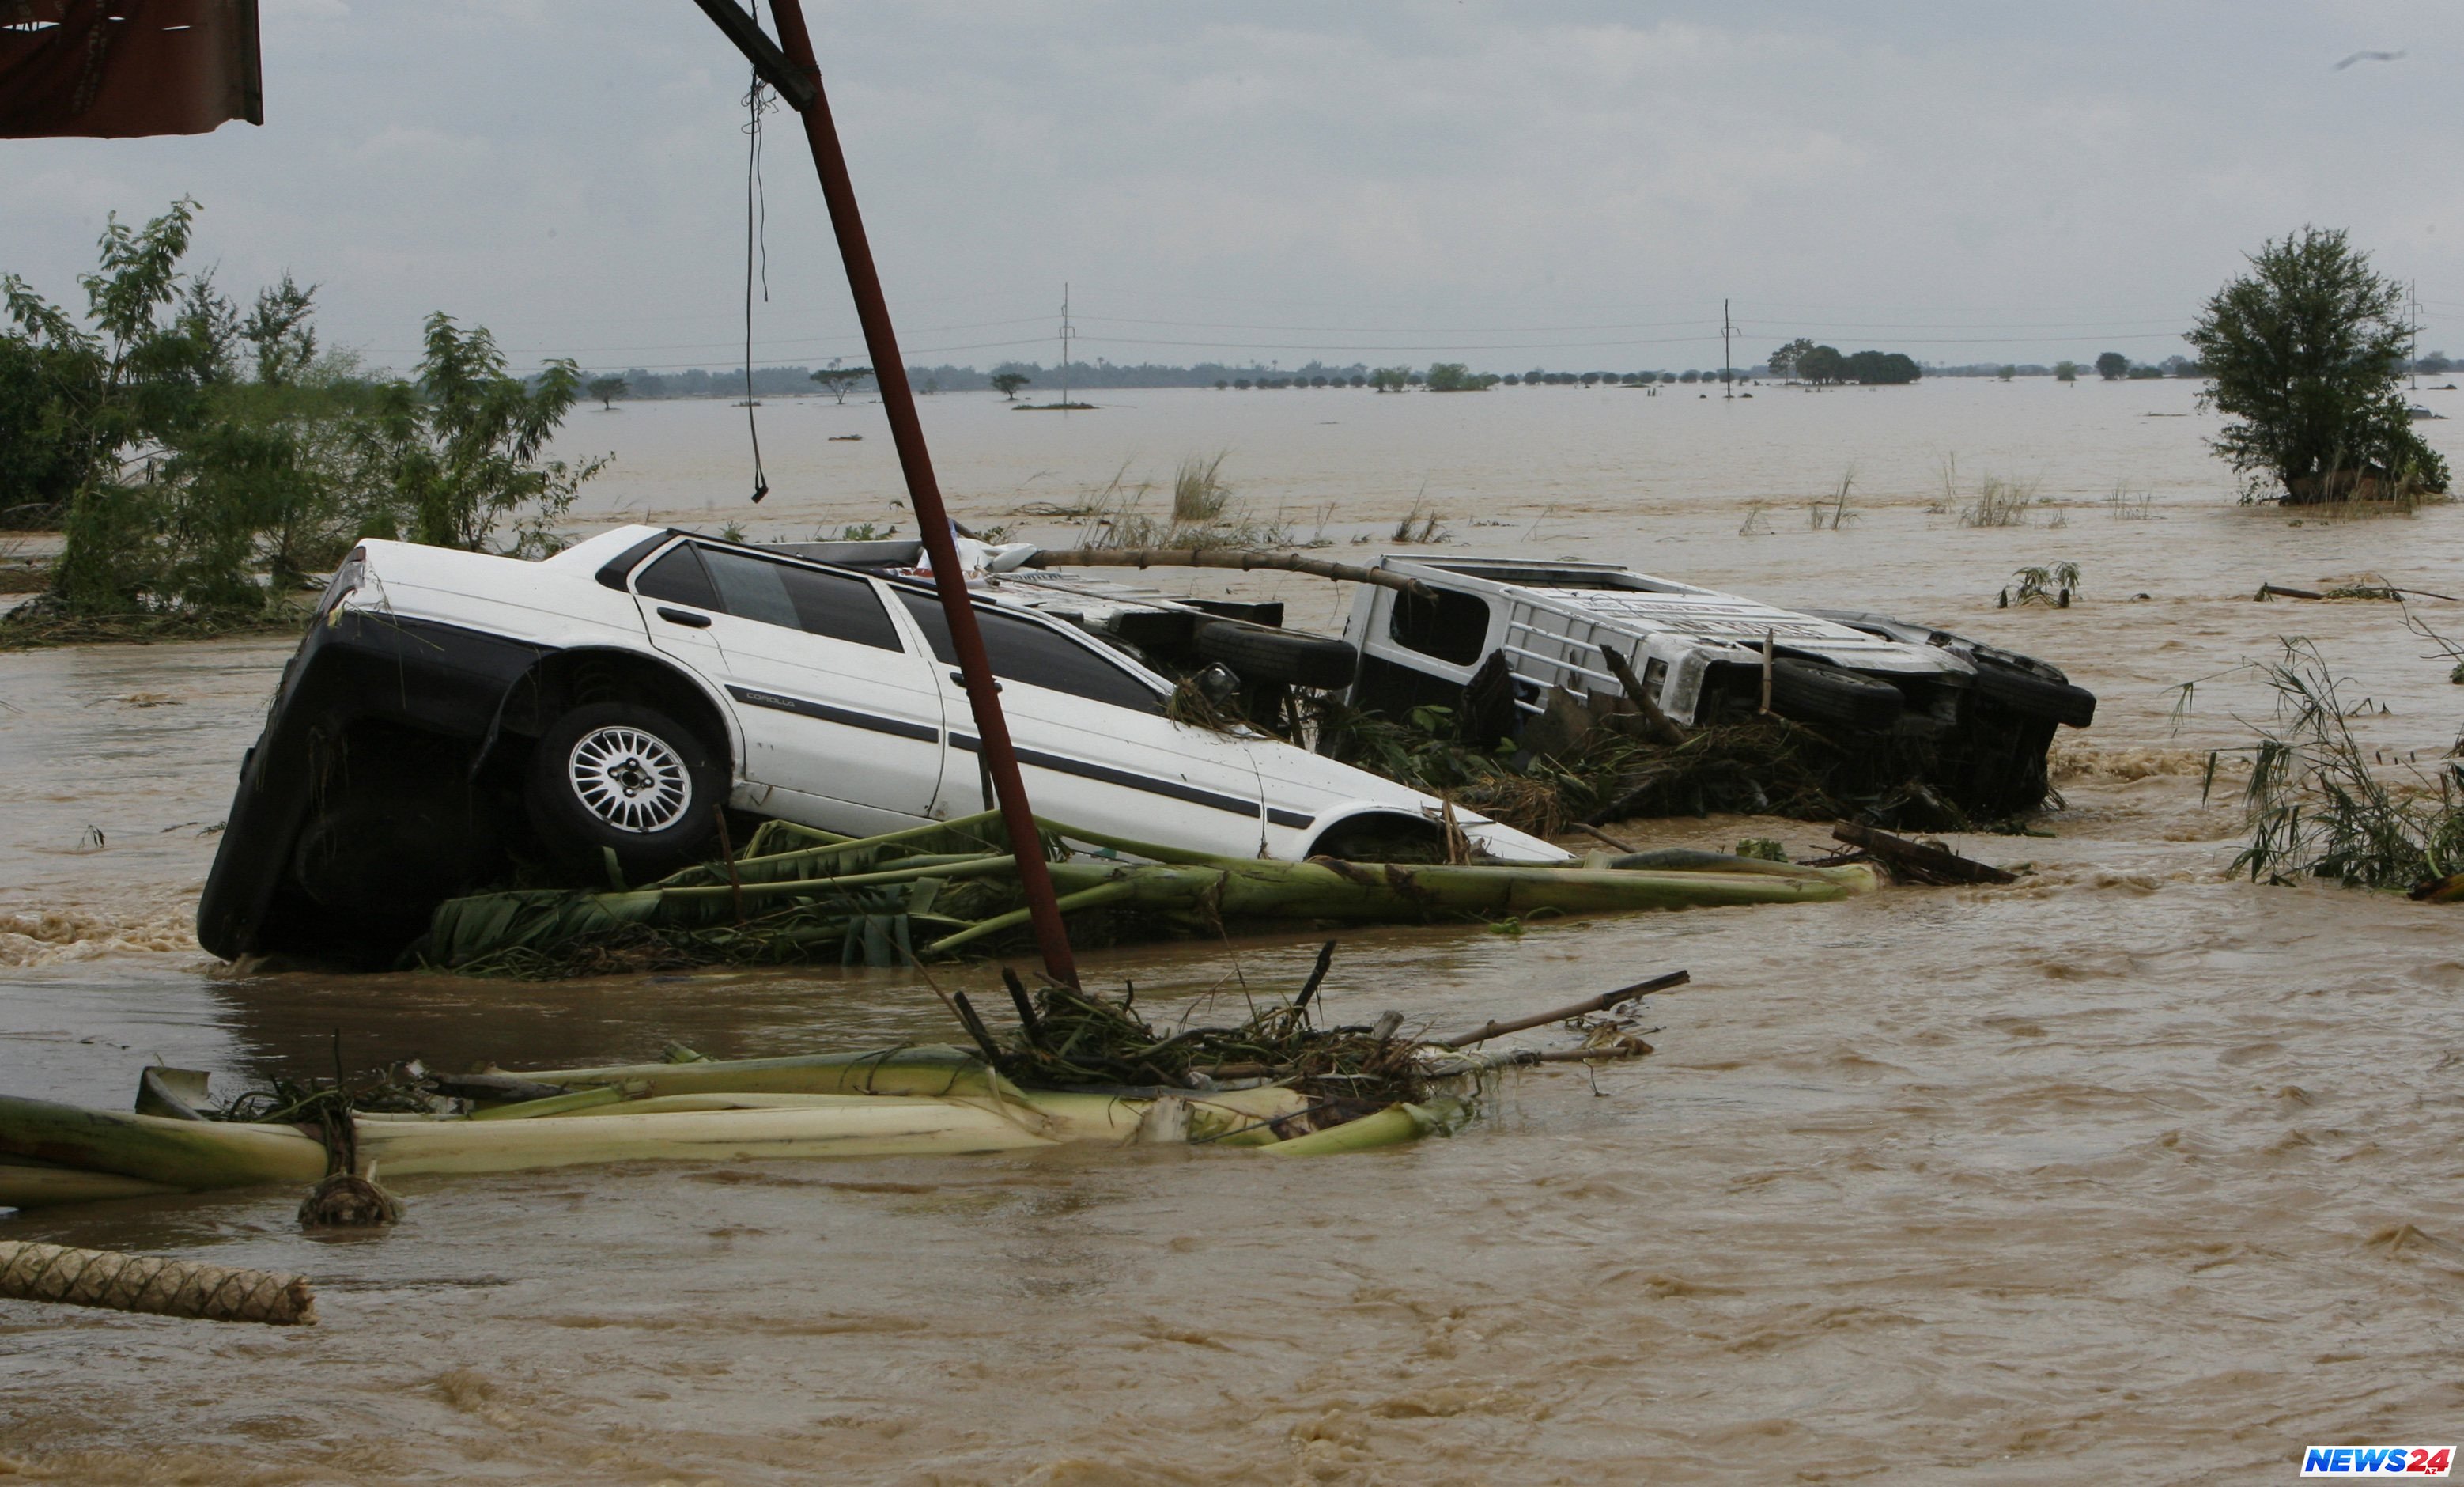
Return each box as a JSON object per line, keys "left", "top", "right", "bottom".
{"left": 1971, "top": 659, "right": 2096, "bottom": 728}
{"left": 1192, "top": 619, "right": 1359, "bottom": 690}
{"left": 1767, "top": 657, "right": 1905, "bottom": 732}
{"left": 527, "top": 702, "right": 722, "bottom": 882}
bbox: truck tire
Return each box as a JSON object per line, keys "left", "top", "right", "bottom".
{"left": 1971, "top": 659, "right": 2096, "bottom": 728}
{"left": 1192, "top": 618, "right": 1359, "bottom": 690}
{"left": 528, "top": 702, "right": 721, "bottom": 881}
{"left": 1768, "top": 657, "right": 1904, "bottom": 732}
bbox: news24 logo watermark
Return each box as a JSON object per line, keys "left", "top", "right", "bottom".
{"left": 2300, "top": 1447, "right": 2454, "bottom": 1477}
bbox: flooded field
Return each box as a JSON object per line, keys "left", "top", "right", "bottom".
{"left": 4, "top": 378, "right": 2463, "bottom": 1482}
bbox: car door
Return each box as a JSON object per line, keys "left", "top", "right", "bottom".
{"left": 890, "top": 588, "right": 1272, "bottom": 856}
{"left": 634, "top": 542, "right": 947, "bottom": 829}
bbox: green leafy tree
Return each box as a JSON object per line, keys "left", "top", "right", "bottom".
{"left": 1842, "top": 350, "right": 1922, "bottom": 385}
{"left": 588, "top": 375, "right": 629, "bottom": 410}
{"left": 2185, "top": 226, "right": 2448, "bottom": 502}
{"left": 2, "top": 202, "right": 414, "bottom": 613}
{"left": 1369, "top": 366, "right": 1413, "bottom": 392}
{"left": 1769, "top": 337, "right": 1816, "bottom": 378}
{"left": 1997, "top": 365, "right": 2016, "bottom": 382}
{"left": 1423, "top": 362, "right": 1498, "bottom": 392}
{"left": 2095, "top": 351, "right": 2130, "bottom": 380}
{"left": 353, "top": 314, "right": 605, "bottom": 555}
{"left": 1794, "top": 346, "right": 1846, "bottom": 384}
{"left": 989, "top": 371, "right": 1031, "bottom": 400}
{"left": 809, "top": 363, "right": 872, "bottom": 403}
{"left": 4, "top": 199, "right": 235, "bottom": 611}
{"left": 10, "top": 200, "right": 617, "bottom": 618}
{"left": 2054, "top": 361, "right": 2080, "bottom": 383}
{"left": 0, "top": 328, "right": 87, "bottom": 528}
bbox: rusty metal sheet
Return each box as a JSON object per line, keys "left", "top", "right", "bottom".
{"left": 0, "top": 0, "right": 261, "bottom": 138}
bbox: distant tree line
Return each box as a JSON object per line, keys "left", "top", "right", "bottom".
{"left": 587, "top": 358, "right": 1816, "bottom": 399}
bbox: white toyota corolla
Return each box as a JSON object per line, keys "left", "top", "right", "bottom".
{"left": 198, "top": 525, "right": 1565, "bottom": 963}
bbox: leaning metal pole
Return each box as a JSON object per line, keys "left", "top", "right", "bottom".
{"left": 694, "top": 0, "right": 1080, "bottom": 987}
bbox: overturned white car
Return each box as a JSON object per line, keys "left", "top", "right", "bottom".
{"left": 197, "top": 526, "right": 1563, "bottom": 963}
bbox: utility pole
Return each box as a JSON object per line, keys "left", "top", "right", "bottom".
{"left": 2411, "top": 280, "right": 2421, "bottom": 391}
{"left": 1059, "top": 283, "right": 1075, "bottom": 409}
{"left": 697, "top": 0, "right": 1082, "bottom": 988}
{"left": 1722, "top": 299, "right": 1734, "bottom": 399}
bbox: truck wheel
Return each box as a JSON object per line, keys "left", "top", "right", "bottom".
{"left": 1192, "top": 619, "right": 1359, "bottom": 690}
{"left": 528, "top": 702, "right": 721, "bottom": 880}
{"left": 1768, "top": 658, "right": 1905, "bottom": 732}
{"left": 1971, "top": 659, "right": 2097, "bottom": 728}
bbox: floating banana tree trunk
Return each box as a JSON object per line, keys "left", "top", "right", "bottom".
{"left": 412, "top": 812, "right": 1877, "bottom": 973}
{"left": 0, "top": 1046, "right": 1410, "bottom": 1209}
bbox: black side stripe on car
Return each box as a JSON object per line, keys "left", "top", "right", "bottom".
{"left": 1265, "top": 808, "right": 1316, "bottom": 829}
{"left": 725, "top": 686, "right": 940, "bottom": 743}
{"left": 950, "top": 732, "right": 1265, "bottom": 819}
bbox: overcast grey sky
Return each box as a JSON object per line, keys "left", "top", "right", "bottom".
{"left": 8, "top": 2, "right": 2462, "bottom": 376}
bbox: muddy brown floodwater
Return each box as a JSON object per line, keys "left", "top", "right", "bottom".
{"left": 3, "top": 380, "right": 2462, "bottom": 1483}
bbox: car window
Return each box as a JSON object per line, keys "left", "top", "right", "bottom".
{"left": 1388, "top": 588, "right": 1492, "bottom": 665}
{"left": 634, "top": 543, "right": 721, "bottom": 611}
{"left": 895, "top": 590, "right": 1164, "bottom": 713}
{"left": 696, "top": 547, "right": 903, "bottom": 651}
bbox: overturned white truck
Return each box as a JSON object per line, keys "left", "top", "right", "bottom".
{"left": 999, "top": 552, "right": 2094, "bottom": 823}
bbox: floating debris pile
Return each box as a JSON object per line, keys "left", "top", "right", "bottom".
{"left": 0, "top": 959, "right": 1686, "bottom": 1210}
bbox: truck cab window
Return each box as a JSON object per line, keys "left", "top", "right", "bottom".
{"left": 1388, "top": 589, "right": 1492, "bottom": 665}
{"left": 895, "top": 590, "right": 1164, "bottom": 713}
{"left": 697, "top": 547, "right": 903, "bottom": 651}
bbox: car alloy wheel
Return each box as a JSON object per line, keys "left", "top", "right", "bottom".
{"left": 566, "top": 725, "right": 693, "bottom": 834}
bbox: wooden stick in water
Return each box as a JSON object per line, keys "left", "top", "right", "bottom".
{"left": 947, "top": 990, "right": 1003, "bottom": 1063}
{"left": 1437, "top": 969, "right": 1689, "bottom": 1049}
{"left": 1000, "top": 967, "right": 1043, "bottom": 1046}
{"left": 1293, "top": 940, "right": 1338, "bottom": 1016}
{"left": 1571, "top": 822, "right": 1639, "bottom": 853}
{"left": 1831, "top": 822, "right": 2016, "bottom": 886}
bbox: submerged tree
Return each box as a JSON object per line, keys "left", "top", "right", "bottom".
{"left": 809, "top": 363, "right": 871, "bottom": 403}
{"left": 1423, "top": 362, "right": 1498, "bottom": 392}
{"left": 2095, "top": 351, "right": 2130, "bottom": 380}
{"left": 989, "top": 371, "right": 1030, "bottom": 401}
{"left": 1768, "top": 337, "right": 1816, "bottom": 379}
{"left": 1840, "top": 350, "right": 1921, "bottom": 385}
{"left": 2185, "top": 226, "right": 2447, "bottom": 503}
{"left": 1793, "top": 346, "right": 1844, "bottom": 384}
{"left": 588, "top": 376, "right": 629, "bottom": 410}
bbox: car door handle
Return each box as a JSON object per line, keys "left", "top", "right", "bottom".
{"left": 950, "top": 671, "right": 1000, "bottom": 691}
{"left": 657, "top": 607, "right": 713, "bottom": 628}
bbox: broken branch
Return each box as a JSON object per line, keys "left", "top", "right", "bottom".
{"left": 1830, "top": 822, "right": 2016, "bottom": 885}
{"left": 1436, "top": 969, "right": 1690, "bottom": 1049}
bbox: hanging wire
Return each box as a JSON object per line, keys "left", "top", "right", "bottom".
{"left": 740, "top": 5, "right": 779, "bottom": 505}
